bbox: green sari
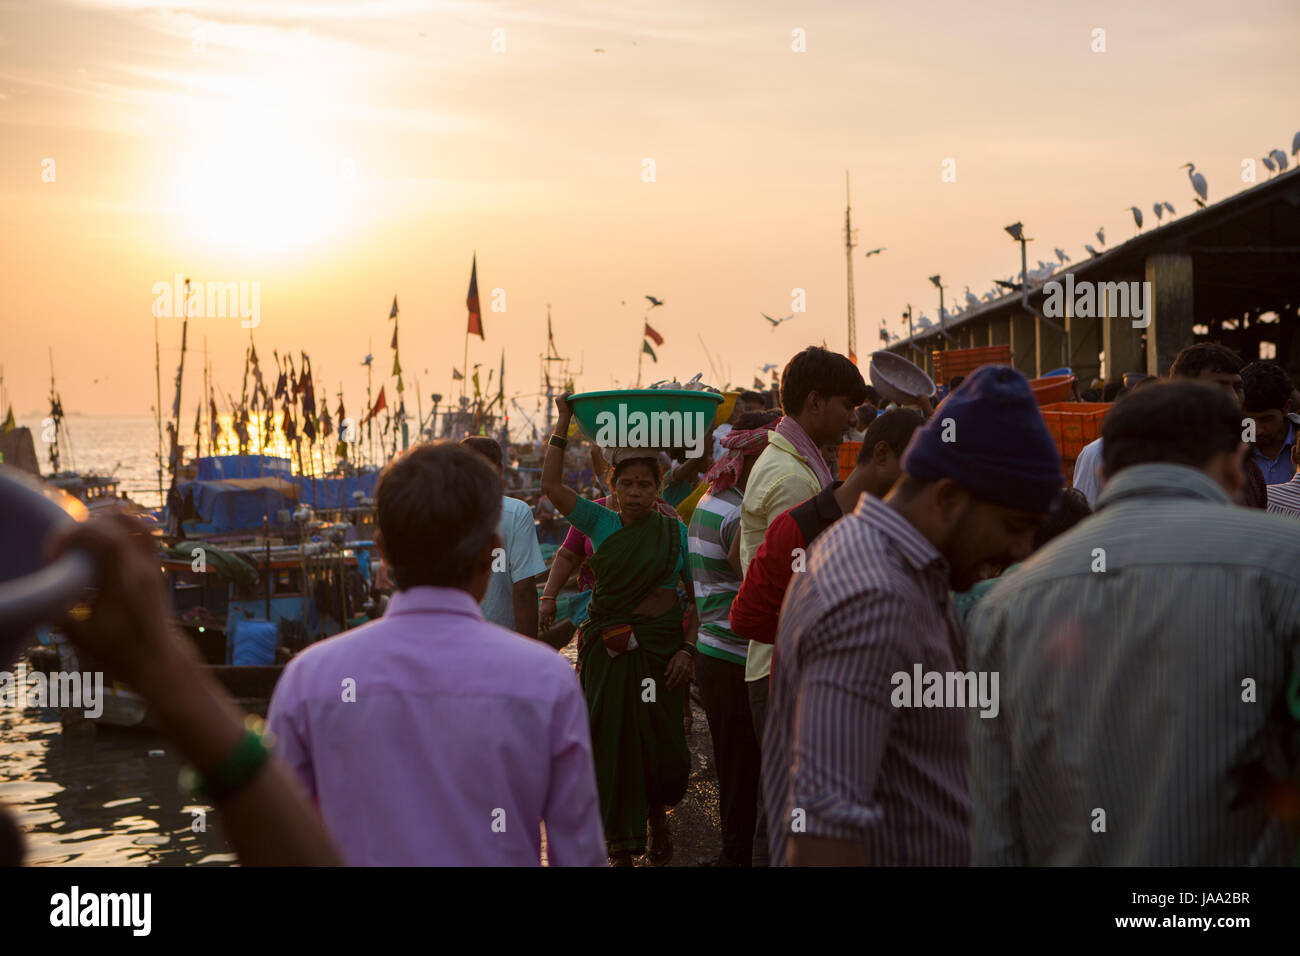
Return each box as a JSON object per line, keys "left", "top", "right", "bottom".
{"left": 578, "top": 509, "right": 691, "bottom": 854}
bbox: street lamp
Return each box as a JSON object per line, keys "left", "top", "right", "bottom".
{"left": 928, "top": 275, "right": 947, "bottom": 346}
{"left": 1004, "top": 221, "right": 1067, "bottom": 370}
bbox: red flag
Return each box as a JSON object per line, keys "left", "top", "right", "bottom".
{"left": 643, "top": 323, "right": 664, "bottom": 346}
{"left": 368, "top": 385, "right": 387, "bottom": 422}
{"left": 466, "top": 254, "right": 483, "bottom": 339}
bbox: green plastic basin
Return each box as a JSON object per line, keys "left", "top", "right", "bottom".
{"left": 568, "top": 389, "right": 724, "bottom": 446}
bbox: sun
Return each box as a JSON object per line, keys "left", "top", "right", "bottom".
{"left": 170, "top": 100, "right": 355, "bottom": 255}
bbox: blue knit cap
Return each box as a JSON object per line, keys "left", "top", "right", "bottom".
{"left": 900, "top": 365, "right": 1062, "bottom": 514}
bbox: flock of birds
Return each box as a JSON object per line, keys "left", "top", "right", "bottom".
{"left": 873, "top": 131, "right": 1300, "bottom": 345}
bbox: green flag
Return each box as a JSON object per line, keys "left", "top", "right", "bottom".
{"left": 642, "top": 340, "right": 657, "bottom": 363}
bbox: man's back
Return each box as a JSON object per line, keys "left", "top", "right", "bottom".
{"left": 481, "top": 495, "right": 547, "bottom": 630}
{"left": 268, "top": 586, "right": 605, "bottom": 866}
{"left": 969, "top": 464, "right": 1300, "bottom": 865}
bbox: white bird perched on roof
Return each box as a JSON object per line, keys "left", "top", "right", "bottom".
{"left": 1262, "top": 154, "right": 1277, "bottom": 175}
{"left": 916, "top": 313, "right": 933, "bottom": 327}
{"left": 1293, "top": 130, "right": 1300, "bottom": 156}
{"left": 1153, "top": 202, "right": 1165, "bottom": 221}
{"left": 1162, "top": 201, "right": 1175, "bottom": 216}
{"left": 1182, "top": 163, "right": 1208, "bottom": 207}
{"left": 1054, "top": 248, "right": 1071, "bottom": 264}
{"left": 1127, "top": 206, "right": 1143, "bottom": 230}
{"left": 1084, "top": 244, "right": 1101, "bottom": 257}
{"left": 1096, "top": 226, "right": 1106, "bottom": 246}
{"left": 982, "top": 290, "right": 997, "bottom": 302}
{"left": 964, "top": 286, "right": 980, "bottom": 309}
{"left": 1269, "top": 149, "right": 1289, "bottom": 172}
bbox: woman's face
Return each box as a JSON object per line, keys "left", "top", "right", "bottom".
{"left": 613, "top": 462, "right": 658, "bottom": 518}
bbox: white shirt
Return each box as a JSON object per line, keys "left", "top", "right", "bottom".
{"left": 1072, "top": 437, "right": 1104, "bottom": 507}
{"left": 480, "top": 496, "right": 547, "bottom": 630}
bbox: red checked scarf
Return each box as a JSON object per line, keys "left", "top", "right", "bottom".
{"left": 704, "top": 423, "right": 777, "bottom": 493}
{"left": 775, "top": 415, "right": 835, "bottom": 489}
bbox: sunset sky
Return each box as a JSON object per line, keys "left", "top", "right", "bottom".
{"left": 2, "top": 0, "right": 1298, "bottom": 423}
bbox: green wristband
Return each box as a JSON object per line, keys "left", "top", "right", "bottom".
{"left": 180, "top": 727, "right": 272, "bottom": 802}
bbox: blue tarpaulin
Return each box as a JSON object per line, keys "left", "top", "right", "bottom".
{"left": 196, "top": 455, "right": 293, "bottom": 481}
{"left": 295, "top": 472, "right": 378, "bottom": 509}
{"left": 181, "top": 477, "right": 298, "bottom": 533}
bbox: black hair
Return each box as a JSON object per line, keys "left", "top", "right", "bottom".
{"left": 779, "top": 346, "right": 869, "bottom": 416}
{"left": 1100, "top": 381, "right": 1241, "bottom": 478}
{"left": 738, "top": 390, "right": 765, "bottom": 406}
{"left": 608, "top": 456, "right": 663, "bottom": 487}
{"left": 733, "top": 409, "right": 781, "bottom": 431}
{"left": 1241, "top": 362, "right": 1294, "bottom": 413}
{"left": 1170, "top": 342, "right": 1243, "bottom": 379}
{"left": 377, "top": 442, "right": 502, "bottom": 589}
{"left": 863, "top": 385, "right": 883, "bottom": 408}
{"left": 1032, "top": 488, "right": 1091, "bottom": 549}
{"left": 460, "top": 435, "right": 503, "bottom": 470}
{"left": 856, "top": 408, "right": 924, "bottom": 466}
{"left": 948, "top": 375, "right": 965, "bottom": 390}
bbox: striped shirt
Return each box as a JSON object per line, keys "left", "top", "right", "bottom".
{"left": 764, "top": 494, "right": 971, "bottom": 866}
{"left": 686, "top": 488, "right": 747, "bottom": 665}
{"left": 1266, "top": 472, "right": 1300, "bottom": 518}
{"left": 967, "top": 463, "right": 1300, "bottom": 865}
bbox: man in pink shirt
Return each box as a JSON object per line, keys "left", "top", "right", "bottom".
{"left": 268, "top": 442, "right": 606, "bottom": 866}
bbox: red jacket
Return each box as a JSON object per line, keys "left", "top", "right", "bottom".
{"left": 729, "top": 482, "right": 846, "bottom": 644}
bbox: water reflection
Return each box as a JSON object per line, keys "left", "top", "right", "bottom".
{"left": 2, "top": 666, "right": 236, "bottom": 866}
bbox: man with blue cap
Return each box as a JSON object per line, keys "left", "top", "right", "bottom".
{"left": 762, "top": 365, "right": 1062, "bottom": 866}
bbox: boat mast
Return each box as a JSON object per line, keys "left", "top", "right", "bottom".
{"left": 154, "top": 316, "right": 164, "bottom": 506}
{"left": 167, "top": 277, "right": 191, "bottom": 493}
{"left": 844, "top": 169, "right": 859, "bottom": 365}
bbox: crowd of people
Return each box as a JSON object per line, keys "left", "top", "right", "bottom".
{"left": 8, "top": 341, "right": 1300, "bottom": 867}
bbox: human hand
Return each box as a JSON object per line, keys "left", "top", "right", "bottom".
{"left": 664, "top": 649, "right": 693, "bottom": 691}
{"left": 539, "top": 596, "right": 557, "bottom": 630}
{"left": 48, "top": 509, "right": 199, "bottom": 690}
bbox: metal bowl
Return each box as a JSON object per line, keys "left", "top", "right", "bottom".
{"left": 869, "top": 351, "right": 936, "bottom": 406}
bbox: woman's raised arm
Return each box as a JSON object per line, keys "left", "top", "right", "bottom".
{"left": 540, "top": 394, "right": 580, "bottom": 516}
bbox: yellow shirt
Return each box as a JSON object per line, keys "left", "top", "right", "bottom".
{"left": 738, "top": 431, "right": 821, "bottom": 681}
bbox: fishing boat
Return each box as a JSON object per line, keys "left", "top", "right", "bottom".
{"left": 26, "top": 531, "right": 379, "bottom": 729}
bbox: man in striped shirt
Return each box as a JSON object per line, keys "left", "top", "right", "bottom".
{"left": 969, "top": 381, "right": 1300, "bottom": 865}
{"left": 1266, "top": 441, "right": 1300, "bottom": 517}
{"left": 764, "top": 366, "right": 1063, "bottom": 865}
{"left": 686, "top": 411, "right": 779, "bottom": 866}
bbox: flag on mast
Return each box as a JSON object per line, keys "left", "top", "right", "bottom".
{"left": 367, "top": 385, "right": 387, "bottom": 422}
{"left": 642, "top": 341, "right": 658, "bottom": 363}
{"left": 452, "top": 368, "right": 464, "bottom": 381}
{"left": 643, "top": 323, "right": 664, "bottom": 346}
{"left": 389, "top": 296, "right": 399, "bottom": 320}
{"left": 466, "top": 255, "right": 483, "bottom": 339}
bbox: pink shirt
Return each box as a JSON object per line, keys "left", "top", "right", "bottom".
{"left": 267, "top": 586, "right": 606, "bottom": 866}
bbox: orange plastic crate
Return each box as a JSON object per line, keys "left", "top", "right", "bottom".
{"left": 1040, "top": 402, "right": 1113, "bottom": 461}
{"left": 838, "top": 441, "right": 862, "bottom": 480}
{"left": 931, "top": 345, "right": 1011, "bottom": 385}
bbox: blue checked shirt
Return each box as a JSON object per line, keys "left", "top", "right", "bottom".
{"left": 763, "top": 494, "right": 972, "bottom": 866}
{"left": 968, "top": 464, "right": 1300, "bottom": 865}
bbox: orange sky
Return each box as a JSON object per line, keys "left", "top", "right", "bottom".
{"left": 2, "top": 0, "right": 1298, "bottom": 424}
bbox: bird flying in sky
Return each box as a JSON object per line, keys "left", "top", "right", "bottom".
{"left": 645, "top": 295, "right": 664, "bottom": 307}
{"left": 761, "top": 312, "right": 794, "bottom": 330}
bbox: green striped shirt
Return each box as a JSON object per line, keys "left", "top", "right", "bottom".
{"left": 686, "top": 488, "right": 747, "bottom": 665}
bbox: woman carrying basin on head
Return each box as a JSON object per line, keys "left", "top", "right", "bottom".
{"left": 540, "top": 394, "right": 697, "bottom": 867}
